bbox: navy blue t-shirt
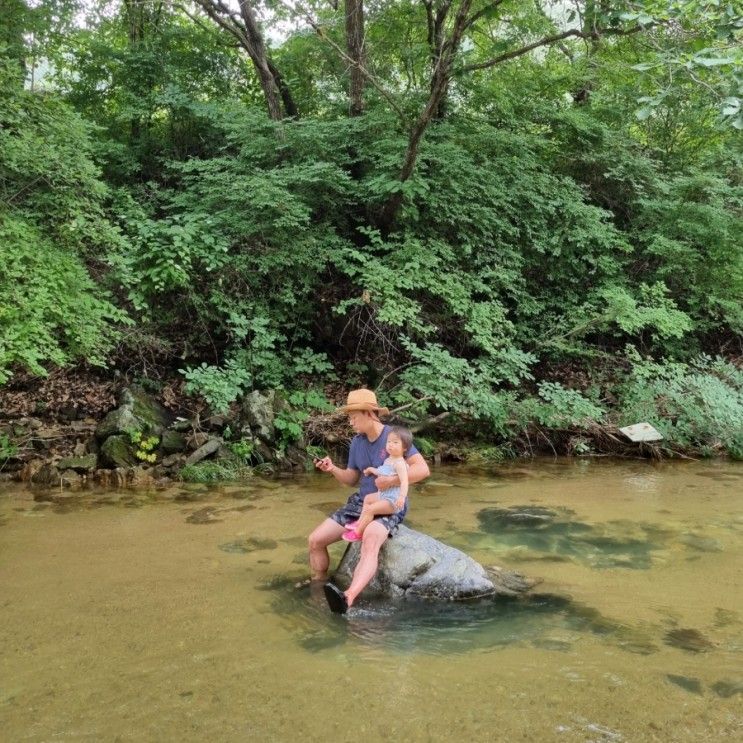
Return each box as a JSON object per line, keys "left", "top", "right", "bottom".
{"left": 347, "top": 425, "right": 419, "bottom": 497}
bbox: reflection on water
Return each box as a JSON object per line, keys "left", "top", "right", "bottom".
{"left": 272, "top": 582, "right": 659, "bottom": 658}
{"left": 1, "top": 459, "right": 742, "bottom": 741}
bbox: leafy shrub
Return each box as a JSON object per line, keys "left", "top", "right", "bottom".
{"left": 616, "top": 352, "right": 743, "bottom": 457}
{"left": 0, "top": 58, "right": 129, "bottom": 383}
{"left": 179, "top": 460, "right": 254, "bottom": 483}
{"left": 275, "top": 390, "right": 334, "bottom": 450}
{"left": 0, "top": 433, "right": 18, "bottom": 465}
{"left": 181, "top": 359, "right": 252, "bottom": 415}
{"left": 228, "top": 439, "right": 256, "bottom": 462}
{"left": 0, "top": 217, "right": 128, "bottom": 383}
{"left": 526, "top": 383, "right": 606, "bottom": 428}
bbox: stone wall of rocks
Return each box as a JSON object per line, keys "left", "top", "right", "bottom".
{"left": 1, "top": 386, "right": 311, "bottom": 489}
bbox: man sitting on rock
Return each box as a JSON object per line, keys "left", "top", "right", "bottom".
{"left": 311, "top": 388, "right": 430, "bottom": 613}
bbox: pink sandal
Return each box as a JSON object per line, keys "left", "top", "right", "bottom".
{"left": 342, "top": 528, "right": 362, "bottom": 542}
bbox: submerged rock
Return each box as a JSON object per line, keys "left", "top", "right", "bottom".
{"left": 30, "top": 463, "right": 60, "bottom": 487}
{"left": 334, "top": 525, "right": 536, "bottom": 601}
{"left": 478, "top": 505, "right": 562, "bottom": 529}
{"left": 664, "top": 627, "right": 714, "bottom": 653}
{"left": 219, "top": 537, "right": 278, "bottom": 553}
{"left": 186, "top": 507, "right": 222, "bottom": 524}
{"left": 666, "top": 674, "right": 703, "bottom": 695}
{"left": 679, "top": 533, "right": 723, "bottom": 553}
{"left": 710, "top": 679, "right": 743, "bottom": 698}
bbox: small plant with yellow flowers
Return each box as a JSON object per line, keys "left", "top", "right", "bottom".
{"left": 128, "top": 430, "right": 159, "bottom": 464}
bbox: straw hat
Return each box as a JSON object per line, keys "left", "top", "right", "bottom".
{"left": 337, "top": 388, "right": 390, "bottom": 417}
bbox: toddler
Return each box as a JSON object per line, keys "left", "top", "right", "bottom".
{"left": 342, "top": 426, "right": 412, "bottom": 541}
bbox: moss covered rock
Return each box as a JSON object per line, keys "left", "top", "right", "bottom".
{"left": 100, "top": 435, "right": 137, "bottom": 468}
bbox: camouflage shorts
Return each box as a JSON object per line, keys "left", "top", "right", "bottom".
{"left": 330, "top": 491, "right": 408, "bottom": 535}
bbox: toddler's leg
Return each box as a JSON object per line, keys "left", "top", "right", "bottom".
{"left": 355, "top": 495, "right": 395, "bottom": 536}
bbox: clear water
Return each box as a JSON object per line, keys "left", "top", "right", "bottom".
{"left": 1, "top": 459, "right": 741, "bottom": 741}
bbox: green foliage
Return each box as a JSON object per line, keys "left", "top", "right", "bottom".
{"left": 616, "top": 351, "right": 743, "bottom": 457}
{"left": 532, "top": 383, "right": 606, "bottom": 428}
{"left": 634, "top": 173, "right": 743, "bottom": 335}
{"left": 0, "top": 432, "right": 18, "bottom": 465}
{"left": 275, "top": 390, "right": 334, "bottom": 450}
{"left": 464, "top": 445, "right": 511, "bottom": 465}
{"left": 305, "top": 444, "right": 327, "bottom": 460}
{"left": 411, "top": 436, "right": 435, "bottom": 458}
{"left": 128, "top": 430, "right": 159, "bottom": 463}
{"left": 504, "top": 383, "right": 606, "bottom": 434}
{"left": 228, "top": 439, "right": 256, "bottom": 463}
{"left": 181, "top": 360, "right": 252, "bottom": 415}
{"left": 180, "top": 460, "right": 254, "bottom": 483}
{"left": 0, "top": 58, "right": 129, "bottom": 383}
{"left": 0, "top": 215, "right": 127, "bottom": 384}
{"left": 7, "top": 1, "right": 740, "bottom": 460}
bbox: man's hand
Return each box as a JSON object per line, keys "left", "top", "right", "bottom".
{"left": 375, "top": 474, "right": 397, "bottom": 491}
{"left": 314, "top": 456, "right": 334, "bottom": 473}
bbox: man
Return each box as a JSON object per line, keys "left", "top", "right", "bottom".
{"left": 310, "top": 388, "right": 430, "bottom": 613}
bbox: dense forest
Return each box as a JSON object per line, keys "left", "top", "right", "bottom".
{"left": 1, "top": 0, "right": 742, "bottom": 470}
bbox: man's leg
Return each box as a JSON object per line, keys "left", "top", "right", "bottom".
{"left": 345, "top": 520, "right": 388, "bottom": 608}
{"left": 308, "top": 518, "right": 346, "bottom": 581}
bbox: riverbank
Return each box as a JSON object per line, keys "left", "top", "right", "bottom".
{"left": 1, "top": 360, "right": 741, "bottom": 490}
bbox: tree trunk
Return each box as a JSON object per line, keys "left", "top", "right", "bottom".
{"left": 424, "top": 0, "right": 451, "bottom": 121}
{"left": 572, "top": 0, "right": 604, "bottom": 105}
{"left": 194, "top": 0, "right": 296, "bottom": 121}
{"left": 122, "top": 0, "right": 164, "bottom": 143}
{"left": 378, "top": 0, "right": 472, "bottom": 233}
{"left": 345, "top": 0, "right": 366, "bottom": 116}
{"left": 0, "top": 0, "right": 29, "bottom": 85}
{"left": 268, "top": 58, "right": 298, "bottom": 119}
{"left": 238, "top": 0, "right": 285, "bottom": 120}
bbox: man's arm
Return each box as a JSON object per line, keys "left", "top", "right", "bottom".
{"left": 375, "top": 452, "right": 429, "bottom": 491}
{"left": 315, "top": 457, "right": 361, "bottom": 487}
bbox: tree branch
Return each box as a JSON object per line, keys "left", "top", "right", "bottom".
{"left": 279, "top": 0, "right": 406, "bottom": 120}
{"left": 462, "top": 25, "right": 645, "bottom": 73}
{"left": 462, "top": 0, "right": 505, "bottom": 34}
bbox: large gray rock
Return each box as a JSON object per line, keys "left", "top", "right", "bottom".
{"left": 100, "top": 435, "right": 137, "bottom": 468}
{"left": 161, "top": 430, "right": 187, "bottom": 454}
{"left": 335, "top": 525, "right": 534, "bottom": 601}
{"left": 241, "top": 390, "right": 277, "bottom": 442}
{"left": 96, "top": 386, "right": 173, "bottom": 440}
{"left": 96, "top": 405, "right": 139, "bottom": 440}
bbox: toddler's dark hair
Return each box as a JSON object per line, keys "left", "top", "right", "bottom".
{"left": 389, "top": 426, "right": 413, "bottom": 453}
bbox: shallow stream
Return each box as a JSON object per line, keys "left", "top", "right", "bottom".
{"left": 1, "top": 459, "right": 741, "bottom": 741}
